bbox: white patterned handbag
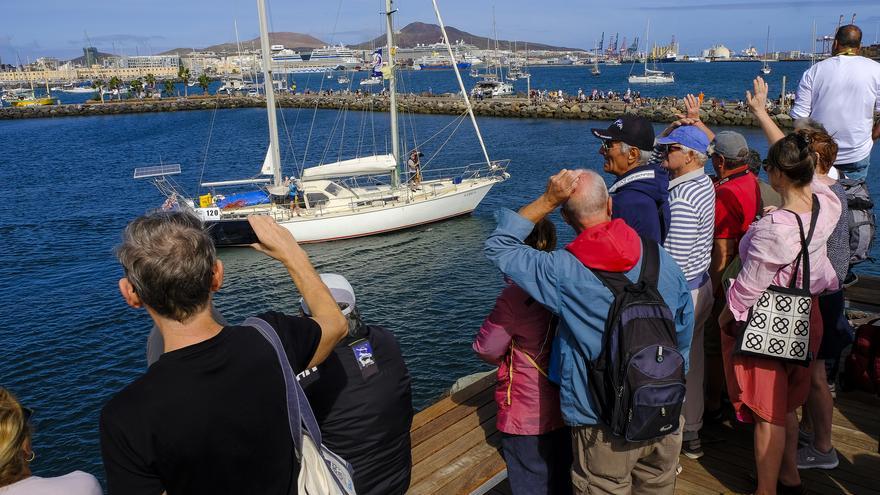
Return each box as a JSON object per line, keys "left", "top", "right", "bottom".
{"left": 736, "top": 197, "right": 818, "bottom": 365}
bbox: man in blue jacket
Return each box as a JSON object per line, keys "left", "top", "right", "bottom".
{"left": 485, "top": 169, "right": 693, "bottom": 494}
{"left": 592, "top": 115, "right": 670, "bottom": 244}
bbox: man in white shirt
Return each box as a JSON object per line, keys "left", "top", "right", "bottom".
{"left": 790, "top": 24, "right": 880, "bottom": 180}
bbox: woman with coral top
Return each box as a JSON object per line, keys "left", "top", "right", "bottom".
{"left": 720, "top": 131, "right": 841, "bottom": 495}
{"left": 473, "top": 218, "right": 571, "bottom": 495}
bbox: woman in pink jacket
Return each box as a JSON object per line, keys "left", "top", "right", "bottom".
{"left": 720, "top": 131, "right": 841, "bottom": 495}
{"left": 473, "top": 218, "right": 570, "bottom": 495}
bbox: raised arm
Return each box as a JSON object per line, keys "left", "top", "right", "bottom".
{"left": 747, "top": 76, "right": 785, "bottom": 146}
{"left": 248, "top": 215, "right": 347, "bottom": 368}
{"left": 660, "top": 94, "right": 716, "bottom": 142}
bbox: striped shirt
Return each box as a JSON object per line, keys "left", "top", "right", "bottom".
{"left": 663, "top": 168, "right": 716, "bottom": 282}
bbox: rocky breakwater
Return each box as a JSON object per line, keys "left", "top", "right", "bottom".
{"left": 0, "top": 93, "right": 795, "bottom": 128}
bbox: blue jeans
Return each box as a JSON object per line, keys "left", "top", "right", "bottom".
{"left": 835, "top": 155, "right": 871, "bottom": 181}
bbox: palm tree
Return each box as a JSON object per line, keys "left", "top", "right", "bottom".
{"left": 178, "top": 66, "right": 191, "bottom": 97}
{"left": 108, "top": 76, "right": 122, "bottom": 100}
{"left": 144, "top": 73, "right": 157, "bottom": 94}
{"left": 92, "top": 79, "right": 106, "bottom": 103}
{"left": 163, "top": 79, "right": 174, "bottom": 98}
{"left": 130, "top": 78, "right": 144, "bottom": 98}
{"left": 198, "top": 73, "right": 211, "bottom": 95}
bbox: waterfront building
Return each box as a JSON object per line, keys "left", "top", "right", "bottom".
{"left": 120, "top": 55, "right": 180, "bottom": 70}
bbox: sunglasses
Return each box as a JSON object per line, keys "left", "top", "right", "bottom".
{"left": 23, "top": 407, "right": 33, "bottom": 422}
{"left": 658, "top": 144, "right": 683, "bottom": 155}
{"left": 600, "top": 139, "right": 619, "bottom": 151}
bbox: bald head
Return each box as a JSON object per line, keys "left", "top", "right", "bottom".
{"left": 562, "top": 169, "right": 610, "bottom": 228}
{"left": 835, "top": 24, "right": 862, "bottom": 49}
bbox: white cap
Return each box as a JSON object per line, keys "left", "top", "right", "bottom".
{"left": 300, "top": 273, "right": 356, "bottom": 317}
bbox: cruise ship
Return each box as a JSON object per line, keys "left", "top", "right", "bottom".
{"left": 305, "top": 44, "right": 362, "bottom": 69}
{"left": 415, "top": 54, "right": 472, "bottom": 70}
{"left": 267, "top": 44, "right": 363, "bottom": 73}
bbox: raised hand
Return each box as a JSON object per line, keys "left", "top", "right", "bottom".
{"left": 684, "top": 94, "right": 701, "bottom": 119}
{"left": 746, "top": 77, "right": 769, "bottom": 115}
{"left": 247, "top": 215, "right": 302, "bottom": 264}
{"left": 543, "top": 169, "right": 581, "bottom": 207}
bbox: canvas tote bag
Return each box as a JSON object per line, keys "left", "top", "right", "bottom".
{"left": 736, "top": 196, "right": 819, "bottom": 365}
{"left": 246, "top": 317, "right": 357, "bottom": 495}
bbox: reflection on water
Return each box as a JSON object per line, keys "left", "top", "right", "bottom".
{"left": 1, "top": 106, "right": 877, "bottom": 482}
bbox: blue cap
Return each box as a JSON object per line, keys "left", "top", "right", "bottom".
{"left": 656, "top": 126, "right": 710, "bottom": 154}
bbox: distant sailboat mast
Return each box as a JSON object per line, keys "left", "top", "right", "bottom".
{"left": 256, "top": 0, "right": 284, "bottom": 194}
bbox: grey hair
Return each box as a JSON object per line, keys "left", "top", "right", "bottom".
{"left": 116, "top": 211, "right": 216, "bottom": 322}
{"left": 680, "top": 145, "right": 708, "bottom": 165}
{"left": 563, "top": 169, "right": 609, "bottom": 222}
{"left": 619, "top": 142, "right": 652, "bottom": 165}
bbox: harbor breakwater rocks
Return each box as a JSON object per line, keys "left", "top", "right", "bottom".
{"left": 0, "top": 94, "right": 797, "bottom": 128}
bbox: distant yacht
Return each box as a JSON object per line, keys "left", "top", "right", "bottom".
{"left": 628, "top": 22, "right": 674, "bottom": 84}
{"left": 760, "top": 26, "right": 773, "bottom": 75}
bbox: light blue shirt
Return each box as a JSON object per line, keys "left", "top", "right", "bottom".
{"left": 484, "top": 208, "right": 694, "bottom": 426}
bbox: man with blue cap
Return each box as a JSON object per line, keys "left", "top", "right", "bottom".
{"left": 656, "top": 125, "right": 716, "bottom": 460}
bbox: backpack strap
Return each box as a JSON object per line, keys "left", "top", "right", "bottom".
{"left": 245, "top": 316, "right": 324, "bottom": 461}
{"left": 589, "top": 239, "right": 657, "bottom": 296}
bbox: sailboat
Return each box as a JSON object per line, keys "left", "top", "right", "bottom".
{"left": 134, "top": 0, "right": 509, "bottom": 246}
{"left": 471, "top": 9, "right": 514, "bottom": 98}
{"left": 628, "top": 22, "right": 674, "bottom": 84}
{"left": 760, "top": 26, "right": 772, "bottom": 75}
{"left": 9, "top": 79, "right": 58, "bottom": 107}
{"left": 591, "top": 44, "right": 601, "bottom": 76}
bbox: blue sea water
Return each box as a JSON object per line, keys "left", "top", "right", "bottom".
{"left": 1, "top": 62, "right": 879, "bottom": 487}
{"left": 43, "top": 61, "right": 812, "bottom": 105}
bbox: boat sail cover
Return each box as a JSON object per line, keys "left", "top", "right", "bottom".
{"left": 645, "top": 69, "right": 667, "bottom": 75}
{"left": 301, "top": 154, "right": 397, "bottom": 180}
{"left": 260, "top": 145, "right": 278, "bottom": 176}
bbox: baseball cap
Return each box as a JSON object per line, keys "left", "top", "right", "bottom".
{"left": 656, "top": 126, "right": 710, "bottom": 154}
{"left": 300, "top": 273, "right": 356, "bottom": 317}
{"left": 709, "top": 131, "right": 750, "bottom": 161}
{"left": 591, "top": 115, "right": 655, "bottom": 151}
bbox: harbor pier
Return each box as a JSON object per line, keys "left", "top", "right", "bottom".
{"left": 0, "top": 93, "right": 800, "bottom": 128}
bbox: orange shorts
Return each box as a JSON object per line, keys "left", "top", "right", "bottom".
{"left": 721, "top": 298, "right": 823, "bottom": 426}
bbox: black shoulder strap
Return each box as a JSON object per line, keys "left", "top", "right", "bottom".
{"left": 589, "top": 239, "right": 656, "bottom": 296}
{"left": 637, "top": 240, "right": 660, "bottom": 289}
{"left": 783, "top": 194, "right": 819, "bottom": 292}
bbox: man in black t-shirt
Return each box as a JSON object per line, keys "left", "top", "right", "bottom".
{"left": 298, "top": 274, "right": 414, "bottom": 495}
{"left": 100, "top": 212, "right": 347, "bottom": 495}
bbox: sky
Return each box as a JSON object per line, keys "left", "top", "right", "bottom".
{"left": 2, "top": 0, "right": 879, "bottom": 63}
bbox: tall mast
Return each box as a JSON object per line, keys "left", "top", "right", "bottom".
{"left": 384, "top": 0, "right": 400, "bottom": 187}
{"left": 256, "top": 0, "right": 283, "bottom": 191}
{"left": 431, "top": 0, "right": 492, "bottom": 167}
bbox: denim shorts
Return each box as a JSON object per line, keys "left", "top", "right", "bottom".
{"left": 835, "top": 155, "right": 871, "bottom": 181}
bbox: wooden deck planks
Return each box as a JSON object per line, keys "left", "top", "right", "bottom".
{"left": 409, "top": 370, "right": 880, "bottom": 495}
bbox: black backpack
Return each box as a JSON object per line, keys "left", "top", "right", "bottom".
{"left": 838, "top": 177, "right": 876, "bottom": 266}
{"left": 586, "top": 240, "right": 686, "bottom": 442}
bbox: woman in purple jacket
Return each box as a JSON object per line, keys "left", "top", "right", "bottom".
{"left": 473, "top": 218, "right": 571, "bottom": 495}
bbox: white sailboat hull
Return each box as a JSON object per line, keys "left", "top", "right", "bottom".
{"left": 280, "top": 179, "right": 497, "bottom": 243}
{"left": 628, "top": 74, "right": 675, "bottom": 84}
{"left": 200, "top": 175, "right": 503, "bottom": 245}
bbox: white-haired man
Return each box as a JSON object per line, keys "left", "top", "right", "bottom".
{"left": 485, "top": 169, "right": 693, "bottom": 494}
{"left": 656, "top": 126, "right": 716, "bottom": 459}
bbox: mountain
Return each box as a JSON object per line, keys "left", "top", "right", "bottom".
{"left": 353, "top": 22, "right": 582, "bottom": 52}
{"left": 160, "top": 32, "right": 327, "bottom": 55}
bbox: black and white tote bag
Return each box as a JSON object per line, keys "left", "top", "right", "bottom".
{"left": 737, "top": 197, "right": 819, "bottom": 365}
